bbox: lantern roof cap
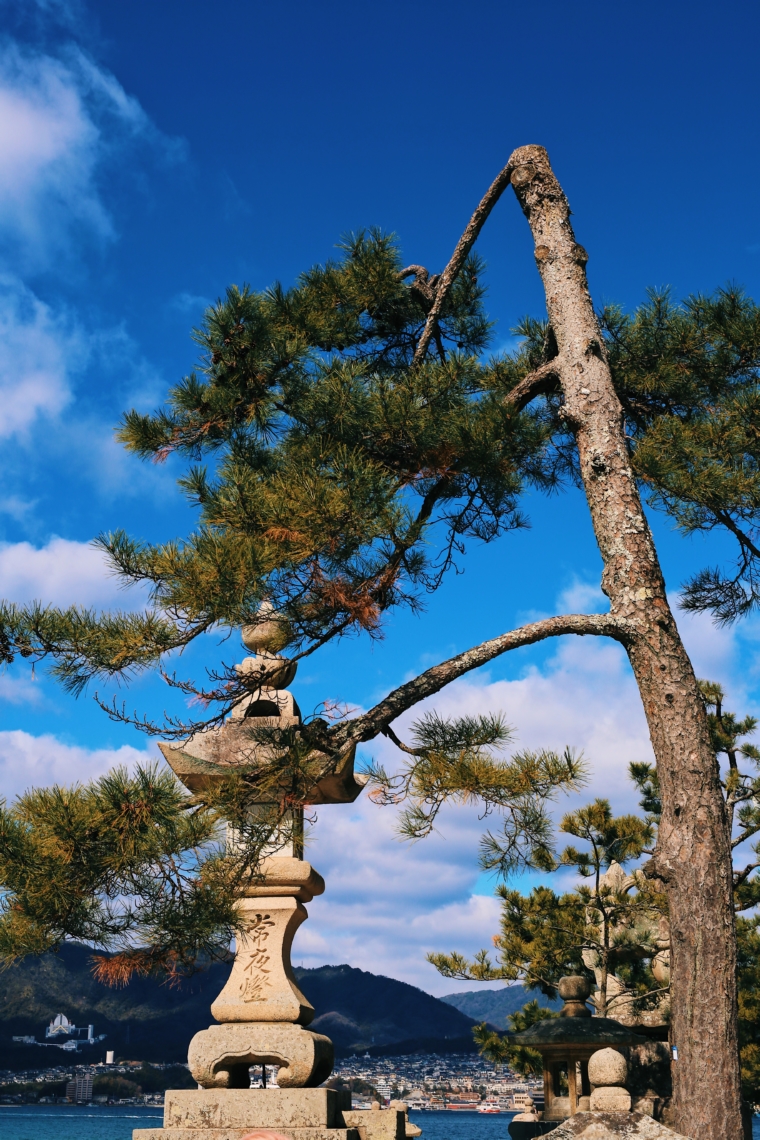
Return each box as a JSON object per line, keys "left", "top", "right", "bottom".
{"left": 505, "top": 1015, "right": 648, "bottom": 1047}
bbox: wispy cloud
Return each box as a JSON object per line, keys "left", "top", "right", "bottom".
{"left": 0, "top": 729, "right": 155, "bottom": 803}
{"left": 0, "top": 536, "right": 146, "bottom": 607}
{"left": 0, "top": 37, "right": 180, "bottom": 486}
{"left": 0, "top": 274, "right": 80, "bottom": 438}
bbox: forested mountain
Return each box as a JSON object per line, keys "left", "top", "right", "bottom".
{"left": 440, "top": 985, "right": 561, "bottom": 1029}
{"left": 0, "top": 945, "right": 478, "bottom": 1068}
{"left": 293, "top": 964, "right": 478, "bottom": 1051}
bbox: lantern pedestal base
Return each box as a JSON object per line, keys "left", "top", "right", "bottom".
{"left": 133, "top": 1089, "right": 415, "bottom": 1140}
{"left": 188, "top": 1023, "right": 334, "bottom": 1089}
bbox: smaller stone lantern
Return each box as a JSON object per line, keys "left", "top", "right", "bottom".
{"left": 505, "top": 976, "right": 647, "bottom": 1122}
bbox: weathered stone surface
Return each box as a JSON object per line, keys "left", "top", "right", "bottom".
{"left": 384, "top": 1103, "right": 421, "bottom": 1139}
{"left": 159, "top": 729, "right": 365, "bottom": 805}
{"left": 630, "top": 1097, "right": 657, "bottom": 1118}
{"left": 243, "top": 857, "right": 325, "bottom": 902}
{"left": 588, "top": 1048, "right": 628, "bottom": 1087}
{"left": 546, "top": 1110, "right": 692, "bottom": 1139}
{"left": 133, "top": 1103, "right": 415, "bottom": 1140}
{"left": 590, "top": 1089, "right": 632, "bottom": 1112}
{"left": 188, "top": 1024, "right": 333, "bottom": 1089}
{"left": 133, "top": 1128, "right": 358, "bottom": 1140}
{"left": 210, "top": 896, "right": 314, "bottom": 1025}
{"left": 164, "top": 1089, "right": 349, "bottom": 1130}
{"left": 343, "top": 1109, "right": 405, "bottom": 1140}
{"left": 558, "top": 975, "right": 593, "bottom": 1017}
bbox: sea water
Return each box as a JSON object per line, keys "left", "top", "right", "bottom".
{"left": 0, "top": 1106, "right": 758, "bottom": 1139}
{"left": 0, "top": 1107, "right": 510, "bottom": 1140}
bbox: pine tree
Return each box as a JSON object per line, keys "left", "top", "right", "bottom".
{"left": 429, "top": 799, "right": 661, "bottom": 1021}
{"left": 436, "top": 684, "right": 760, "bottom": 1112}
{"left": 0, "top": 147, "right": 757, "bottom": 1135}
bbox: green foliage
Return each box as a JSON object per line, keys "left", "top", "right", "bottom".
{"left": 558, "top": 799, "right": 654, "bottom": 877}
{"left": 599, "top": 287, "right": 760, "bottom": 622}
{"left": 473, "top": 999, "right": 557, "bottom": 1076}
{"left": 114, "top": 1065, "right": 195, "bottom": 1093}
{"left": 514, "top": 287, "right": 760, "bottom": 621}
{"left": 629, "top": 681, "right": 760, "bottom": 910}
{"left": 430, "top": 798, "right": 660, "bottom": 1020}
{"left": 91, "top": 1075, "right": 141, "bottom": 1098}
{"left": 2, "top": 201, "right": 760, "bottom": 992}
{"left": 0, "top": 234, "right": 559, "bottom": 713}
{"left": 737, "top": 916, "right": 760, "bottom": 1104}
{"left": 369, "top": 711, "right": 584, "bottom": 865}
{"left": 0, "top": 1078, "right": 67, "bottom": 1100}
{"left": 0, "top": 765, "right": 240, "bottom": 975}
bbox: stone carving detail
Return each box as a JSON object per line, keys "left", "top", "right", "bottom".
{"left": 210, "top": 895, "right": 315, "bottom": 1025}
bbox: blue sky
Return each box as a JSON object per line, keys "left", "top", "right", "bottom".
{"left": 0, "top": 0, "right": 759, "bottom": 992}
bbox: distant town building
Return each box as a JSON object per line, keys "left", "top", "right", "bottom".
{"left": 512, "top": 1092, "right": 536, "bottom": 1109}
{"left": 66, "top": 1075, "right": 93, "bottom": 1102}
{"left": 12, "top": 1013, "right": 106, "bottom": 1052}
{"left": 46, "top": 1014, "right": 96, "bottom": 1042}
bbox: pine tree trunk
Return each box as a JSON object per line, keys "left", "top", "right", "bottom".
{"left": 508, "top": 146, "right": 743, "bottom": 1140}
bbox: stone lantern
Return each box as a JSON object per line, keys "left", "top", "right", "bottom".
{"left": 505, "top": 976, "right": 647, "bottom": 1122}
{"left": 133, "top": 619, "right": 416, "bottom": 1140}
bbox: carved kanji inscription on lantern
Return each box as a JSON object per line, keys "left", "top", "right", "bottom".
{"left": 240, "top": 912, "right": 276, "bottom": 1002}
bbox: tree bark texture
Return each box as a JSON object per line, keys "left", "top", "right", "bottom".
{"left": 507, "top": 146, "right": 742, "bottom": 1139}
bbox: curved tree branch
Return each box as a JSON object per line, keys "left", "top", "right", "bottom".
{"left": 506, "top": 360, "right": 561, "bottom": 411}
{"left": 336, "top": 611, "right": 632, "bottom": 746}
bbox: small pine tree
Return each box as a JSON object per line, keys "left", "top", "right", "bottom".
{"left": 429, "top": 798, "right": 660, "bottom": 1020}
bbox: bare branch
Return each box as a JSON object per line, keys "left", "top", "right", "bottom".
{"left": 505, "top": 360, "right": 561, "bottom": 412}
{"left": 733, "top": 860, "right": 760, "bottom": 886}
{"left": 731, "top": 826, "right": 760, "bottom": 850}
{"left": 381, "top": 723, "right": 424, "bottom": 756}
{"left": 337, "top": 612, "right": 632, "bottom": 746}
{"left": 412, "top": 160, "right": 515, "bottom": 365}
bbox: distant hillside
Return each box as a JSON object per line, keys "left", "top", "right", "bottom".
{"left": 0, "top": 942, "right": 230, "bottom": 1069}
{"left": 440, "top": 984, "right": 562, "bottom": 1029}
{"left": 0, "top": 945, "right": 478, "bottom": 1069}
{"left": 292, "top": 964, "right": 476, "bottom": 1051}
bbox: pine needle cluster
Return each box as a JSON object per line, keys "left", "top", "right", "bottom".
{"left": 0, "top": 765, "right": 248, "bottom": 979}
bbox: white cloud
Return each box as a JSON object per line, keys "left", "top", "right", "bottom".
{"left": 296, "top": 782, "right": 507, "bottom": 994}
{"left": 0, "top": 275, "right": 80, "bottom": 437}
{"left": 0, "top": 729, "right": 153, "bottom": 803}
{"left": 296, "top": 596, "right": 750, "bottom": 994}
{"left": 0, "top": 42, "right": 165, "bottom": 268}
{"left": 0, "top": 579, "right": 743, "bottom": 996}
{"left": 0, "top": 495, "right": 37, "bottom": 521}
{"left": 0, "top": 45, "right": 109, "bottom": 262}
{"left": 556, "top": 577, "right": 608, "bottom": 614}
{"left": 674, "top": 603, "right": 741, "bottom": 683}
{"left": 0, "top": 41, "right": 178, "bottom": 444}
{"left": 0, "top": 536, "right": 144, "bottom": 607}
{"left": 292, "top": 636, "right": 649, "bottom": 992}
